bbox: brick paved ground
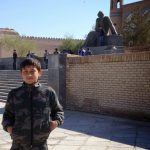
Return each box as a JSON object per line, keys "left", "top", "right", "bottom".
{"left": 0, "top": 102, "right": 150, "bottom": 150}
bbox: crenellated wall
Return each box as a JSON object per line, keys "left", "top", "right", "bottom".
{"left": 21, "top": 36, "right": 82, "bottom": 56}
{"left": 21, "top": 36, "right": 64, "bottom": 56}
{"left": 0, "top": 32, "right": 83, "bottom": 58}
{"left": 21, "top": 35, "right": 83, "bottom": 41}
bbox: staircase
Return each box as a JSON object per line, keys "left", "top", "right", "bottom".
{"left": 0, "top": 70, "right": 48, "bottom": 102}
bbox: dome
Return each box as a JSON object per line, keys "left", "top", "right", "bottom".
{"left": 0, "top": 28, "right": 19, "bottom": 36}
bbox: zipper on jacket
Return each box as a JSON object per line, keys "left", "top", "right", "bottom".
{"left": 28, "top": 87, "right": 33, "bottom": 146}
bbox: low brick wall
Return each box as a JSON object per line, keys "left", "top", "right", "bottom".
{"left": 0, "top": 57, "right": 46, "bottom": 70}
{"left": 125, "top": 46, "right": 150, "bottom": 53}
{"left": 66, "top": 52, "right": 150, "bottom": 120}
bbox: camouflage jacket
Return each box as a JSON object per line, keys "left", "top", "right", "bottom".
{"left": 2, "top": 82, "right": 64, "bottom": 145}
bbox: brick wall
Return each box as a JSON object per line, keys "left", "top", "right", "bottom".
{"left": 110, "top": 0, "right": 150, "bottom": 33}
{"left": 66, "top": 52, "right": 150, "bottom": 120}
{"left": 123, "top": 0, "right": 150, "bottom": 18}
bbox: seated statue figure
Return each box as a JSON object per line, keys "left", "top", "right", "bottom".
{"left": 84, "top": 11, "right": 118, "bottom": 47}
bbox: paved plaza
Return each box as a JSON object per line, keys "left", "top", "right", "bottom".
{"left": 0, "top": 102, "right": 150, "bottom": 150}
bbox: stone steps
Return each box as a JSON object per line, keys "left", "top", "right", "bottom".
{"left": 0, "top": 70, "right": 48, "bottom": 102}
{"left": 0, "top": 81, "right": 48, "bottom": 86}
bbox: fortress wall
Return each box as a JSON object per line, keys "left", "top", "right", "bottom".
{"left": 0, "top": 37, "right": 63, "bottom": 58}
{"left": 23, "top": 37, "right": 82, "bottom": 56}
{"left": 66, "top": 51, "right": 150, "bottom": 120}
{"left": 24, "top": 37, "right": 63, "bottom": 56}
{"left": 0, "top": 35, "right": 83, "bottom": 58}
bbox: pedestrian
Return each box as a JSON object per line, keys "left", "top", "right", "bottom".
{"left": 44, "top": 50, "right": 49, "bottom": 69}
{"left": 2, "top": 58, "right": 64, "bottom": 150}
{"left": 53, "top": 48, "right": 60, "bottom": 54}
{"left": 85, "top": 47, "right": 92, "bottom": 56}
{"left": 78, "top": 48, "right": 82, "bottom": 55}
{"left": 26, "top": 51, "right": 32, "bottom": 58}
{"left": 80, "top": 48, "right": 86, "bottom": 56}
{"left": 13, "top": 49, "right": 17, "bottom": 70}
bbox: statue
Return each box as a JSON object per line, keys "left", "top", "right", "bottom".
{"left": 84, "top": 11, "right": 118, "bottom": 47}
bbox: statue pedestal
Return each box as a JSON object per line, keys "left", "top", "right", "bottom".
{"left": 105, "top": 35, "right": 123, "bottom": 46}
{"left": 96, "top": 35, "right": 123, "bottom": 47}
{"left": 89, "top": 45, "right": 124, "bottom": 55}
{"left": 85, "top": 35, "right": 124, "bottom": 55}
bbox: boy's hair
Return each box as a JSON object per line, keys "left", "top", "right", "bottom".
{"left": 20, "top": 58, "right": 41, "bottom": 71}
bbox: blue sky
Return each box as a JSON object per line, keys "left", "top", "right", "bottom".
{"left": 0, "top": 0, "right": 141, "bottom": 39}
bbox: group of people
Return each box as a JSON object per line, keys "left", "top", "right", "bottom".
{"left": 12, "top": 48, "right": 60, "bottom": 70}
{"left": 78, "top": 47, "right": 92, "bottom": 56}
{"left": 13, "top": 47, "right": 93, "bottom": 70}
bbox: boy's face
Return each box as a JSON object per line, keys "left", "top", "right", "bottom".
{"left": 21, "top": 65, "right": 41, "bottom": 85}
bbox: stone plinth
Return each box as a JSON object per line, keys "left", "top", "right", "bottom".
{"left": 105, "top": 35, "right": 123, "bottom": 46}
{"left": 89, "top": 46, "right": 124, "bottom": 55}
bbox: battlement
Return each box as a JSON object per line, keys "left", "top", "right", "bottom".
{"left": 0, "top": 28, "right": 83, "bottom": 41}
{"left": 0, "top": 28, "right": 19, "bottom": 36}
{"left": 21, "top": 35, "right": 83, "bottom": 41}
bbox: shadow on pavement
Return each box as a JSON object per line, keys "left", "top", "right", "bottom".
{"left": 61, "top": 110, "right": 150, "bottom": 149}
{"left": 0, "top": 104, "right": 150, "bottom": 149}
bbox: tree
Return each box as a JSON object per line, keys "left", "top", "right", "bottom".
{"left": 59, "top": 35, "right": 84, "bottom": 54}
{"left": 0, "top": 36, "right": 37, "bottom": 57}
{"left": 122, "top": 8, "right": 150, "bottom": 46}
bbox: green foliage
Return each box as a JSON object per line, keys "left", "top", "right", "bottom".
{"left": 0, "top": 36, "right": 37, "bottom": 57}
{"left": 73, "top": 41, "right": 84, "bottom": 51}
{"left": 59, "top": 36, "right": 84, "bottom": 53}
{"left": 122, "top": 8, "right": 150, "bottom": 46}
{"left": 59, "top": 39, "right": 75, "bottom": 51}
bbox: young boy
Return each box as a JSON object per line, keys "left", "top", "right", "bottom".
{"left": 2, "top": 58, "right": 64, "bottom": 150}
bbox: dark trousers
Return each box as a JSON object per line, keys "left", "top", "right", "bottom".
{"left": 10, "top": 141, "right": 48, "bottom": 150}
{"left": 13, "top": 60, "right": 17, "bottom": 70}
{"left": 44, "top": 59, "right": 48, "bottom": 69}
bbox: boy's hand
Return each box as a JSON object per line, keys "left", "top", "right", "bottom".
{"left": 50, "top": 121, "right": 58, "bottom": 131}
{"left": 7, "top": 127, "right": 12, "bottom": 134}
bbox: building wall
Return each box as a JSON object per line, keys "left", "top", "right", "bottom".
{"left": 110, "top": 0, "right": 123, "bottom": 34}
{"left": 122, "top": 0, "right": 150, "bottom": 19}
{"left": 66, "top": 51, "right": 150, "bottom": 120}
{"left": 110, "top": 0, "right": 150, "bottom": 33}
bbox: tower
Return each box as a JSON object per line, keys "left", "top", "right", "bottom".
{"left": 110, "top": 0, "right": 123, "bottom": 34}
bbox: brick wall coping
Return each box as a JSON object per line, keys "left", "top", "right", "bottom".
{"left": 67, "top": 52, "right": 150, "bottom": 64}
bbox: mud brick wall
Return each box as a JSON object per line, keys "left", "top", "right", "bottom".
{"left": 66, "top": 52, "right": 150, "bottom": 120}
